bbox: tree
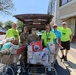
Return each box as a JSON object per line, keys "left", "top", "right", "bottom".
{"left": 16, "top": 20, "right": 24, "bottom": 32}
{"left": 4, "top": 20, "right": 13, "bottom": 29}
{"left": 0, "top": 0, "right": 14, "bottom": 15}
{"left": 0, "top": 21, "right": 3, "bottom": 27}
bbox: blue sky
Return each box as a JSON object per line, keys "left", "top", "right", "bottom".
{"left": 0, "top": 0, "right": 50, "bottom": 23}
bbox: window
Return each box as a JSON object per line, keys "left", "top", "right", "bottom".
{"left": 59, "top": 0, "right": 72, "bottom": 6}
{"left": 51, "top": 0, "right": 56, "bottom": 15}
{"left": 62, "top": 0, "right": 67, "bottom": 5}
{"left": 68, "top": 0, "right": 72, "bottom": 2}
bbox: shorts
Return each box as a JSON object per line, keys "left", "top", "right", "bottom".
{"left": 60, "top": 41, "right": 70, "bottom": 50}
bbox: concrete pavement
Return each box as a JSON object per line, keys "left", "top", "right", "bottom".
{"left": 58, "top": 43, "right": 76, "bottom": 75}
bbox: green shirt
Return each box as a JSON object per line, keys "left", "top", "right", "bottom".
{"left": 58, "top": 27, "right": 72, "bottom": 42}
{"left": 6, "top": 28, "right": 19, "bottom": 40}
{"left": 41, "top": 31, "right": 56, "bottom": 46}
{"left": 57, "top": 27, "right": 63, "bottom": 33}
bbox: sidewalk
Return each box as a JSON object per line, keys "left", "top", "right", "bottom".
{"left": 58, "top": 43, "right": 76, "bottom": 75}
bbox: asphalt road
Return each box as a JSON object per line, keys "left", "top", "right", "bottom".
{"left": 27, "top": 57, "right": 69, "bottom": 75}
{"left": 0, "top": 35, "right": 69, "bottom": 75}
{"left": 55, "top": 57, "right": 69, "bottom": 75}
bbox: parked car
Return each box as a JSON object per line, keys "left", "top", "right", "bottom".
{"left": 0, "top": 27, "right": 7, "bottom": 34}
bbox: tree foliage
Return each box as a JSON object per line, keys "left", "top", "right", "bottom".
{"left": 0, "top": 21, "right": 3, "bottom": 27}
{"left": 0, "top": 0, "right": 14, "bottom": 15}
{"left": 4, "top": 20, "right": 13, "bottom": 29}
{"left": 16, "top": 20, "right": 23, "bottom": 32}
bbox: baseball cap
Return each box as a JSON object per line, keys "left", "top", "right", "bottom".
{"left": 62, "top": 22, "right": 67, "bottom": 25}
{"left": 53, "top": 24, "right": 57, "bottom": 28}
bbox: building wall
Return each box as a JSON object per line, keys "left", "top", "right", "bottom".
{"left": 58, "top": 0, "right": 76, "bottom": 36}
{"left": 59, "top": 0, "right": 76, "bottom": 19}
{"left": 54, "top": 0, "right": 62, "bottom": 26}
{"left": 65, "top": 18, "right": 75, "bottom": 35}
{"left": 48, "top": 0, "right": 76, "bottom": 36}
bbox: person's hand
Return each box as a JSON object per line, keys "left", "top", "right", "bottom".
{"left": 70, "top": 39, "right": 72, "bottom": 42}
{"left": 19, "top": 43, "right": 23, "bottom": 47}
{"left": 58, "top": 44, "right": 62, "bottom": 48}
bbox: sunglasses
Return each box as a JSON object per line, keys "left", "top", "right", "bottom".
{"left": 53, "top": 26, "right": 57, "bottom": 28}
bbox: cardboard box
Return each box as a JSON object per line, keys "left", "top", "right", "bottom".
{"left": 2, "top": 55, "right": 14, "bottom": 65}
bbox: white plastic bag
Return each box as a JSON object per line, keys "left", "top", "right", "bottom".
{"left": 41, "top": 53, "right": 48, "bottom": 66}
{"left": 42, "top": 48, "right": 49, "bottom": 54}
{"left": 27, "top": 45, "right": 33, "bottom": 63}
{"left": 27, "top": 45, "right": 32, "bottom": 51}
{"left": 10, "top": 45, "right": 19, "bottom": 54}
{"left": 47, "top": 43, "right": 55, "bottom": 53}
{"left": 29, "top": 58, "right": 37, "bottom": 64}
{"left": 33, "top": 52, "right": 42, "bottom": 63}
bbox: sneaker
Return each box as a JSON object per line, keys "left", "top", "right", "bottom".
{"left": 61, "top": 55, "right": 64, "bottom": 59}
{"left": 61, "top": 55, "right": 64, "bottom": 62}
{"left": 64, "top": 56, "right": 67, "bottom": 61}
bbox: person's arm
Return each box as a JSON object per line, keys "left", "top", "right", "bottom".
{"left": 41, "top": 33, "right": 44, "bottom": 46}
{"left": 3, "top": 30, "right": 9, "bottom": 40}
{"left": 3, "top": 35, "right": 7, "bottom": 40}
{"left": 16, "top": 30, "right": 19, "bottom": 44}
{"left": 70, "top": 34, "right": 73, "bottom": 42}
{"left": 17, "top": 30, "right": 19, "bottom": 40}
{"left": 4, "top": 30, "right": 9, "bottom": 40}
{"left": 36, "top": 35, "right": 40, "bottom": 41}
{"left": 26, "top": 35, "right": 30, "bottom": 45}
{"left": 69, "top": 28, "right": 73, "bottom": 42}
{"left": 19, "top": 34, "right": 24, "bottom": 46}
{"left": 53, "top": 32, "right": 56, "bottom": 44}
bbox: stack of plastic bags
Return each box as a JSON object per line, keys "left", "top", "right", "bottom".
{"left": 27, "top": 45, "right": 49, "bottom": 66}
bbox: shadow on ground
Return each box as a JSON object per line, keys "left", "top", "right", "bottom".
{"left": 54, "top": 60, "right": 69, "bottom": 75}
